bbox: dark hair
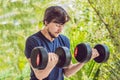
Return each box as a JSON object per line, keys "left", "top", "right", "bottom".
{"left": 43, "top": 6, "right": 70, "bottom": 25}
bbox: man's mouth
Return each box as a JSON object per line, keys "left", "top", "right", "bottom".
{"left": 55, "top": 32, "right": 60, "bottom": 34}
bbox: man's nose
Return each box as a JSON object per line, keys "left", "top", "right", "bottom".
{"left": 58, "top": 26, "right": 64, "bottom": 32}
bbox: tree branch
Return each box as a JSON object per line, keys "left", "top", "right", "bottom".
{"left": 87, "top": 0, "right": 114, "bottom": 39}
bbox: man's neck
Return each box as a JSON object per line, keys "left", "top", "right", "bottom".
{"left": 41, "top": 28, "right": 54, "bottom": 42}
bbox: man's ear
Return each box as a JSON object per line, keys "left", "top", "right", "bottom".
{"left": 44, "top": 21, "right": 48, "bottom": 26}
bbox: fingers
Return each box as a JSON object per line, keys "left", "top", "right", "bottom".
{"left": 49, "top": 53, "right": 58, "bottom": 62}
{"left": 91, "top": 49, "right": 99, "bottom": 59}
{"left": 46, "top": 53, "right": 58, "bottom": 69}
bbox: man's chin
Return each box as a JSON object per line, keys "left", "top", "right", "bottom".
{"left": 51, "top": 33, "right": 60, "bottom": 38}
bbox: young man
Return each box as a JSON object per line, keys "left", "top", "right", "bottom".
{"left": 24, "top": 6, "right": 99, "bottom": 80}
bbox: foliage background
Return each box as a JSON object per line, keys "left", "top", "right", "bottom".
{"left": 0, "top": 0, "right": 120, "bottom": 80}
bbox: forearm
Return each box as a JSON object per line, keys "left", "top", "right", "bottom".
{"left": 32, "top": 66, "right": 53, "bottom": 80}
{"left": 28, "top": 53, "right": 58, "bottom": 79}
{"left": 28, "top": 58, "right": 54, "bottom": 80}
{"left": 64, "top": 62, "right": 85, "bottom": 77}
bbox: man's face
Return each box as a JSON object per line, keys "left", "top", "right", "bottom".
{"left": 46, "top": 22, "right": 64, "bottom": 38}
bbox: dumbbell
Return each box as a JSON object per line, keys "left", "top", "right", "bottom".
{"left": 30, "top": 46, "right": 71, "bottom": 70}
{"left": 74, "top": 43, "right": 110, "bottom": 63}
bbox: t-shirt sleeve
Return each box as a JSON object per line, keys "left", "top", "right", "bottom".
{"left": 24, "top": 36, "right": 39, "bottom": 58}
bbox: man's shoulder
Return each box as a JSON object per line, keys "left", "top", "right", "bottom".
{"left": 27, "top": 32, "right": 39, "bottom": 40}
{"left": 26, "top": 32, "right": 42, "bottom": 46}
{"left": 25, "top": 32, "right": 41, "bottom": 45}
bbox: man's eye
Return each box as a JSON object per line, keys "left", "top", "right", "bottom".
{"left": 56, "top": 24, "right": 60, "bottom": 27}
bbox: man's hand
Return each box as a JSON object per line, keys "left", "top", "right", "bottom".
{"left": 45, "top": 53, "right": 59, "bottom": 69}
{"left": 91, "top": 48, "right": 100, "bottom": 59}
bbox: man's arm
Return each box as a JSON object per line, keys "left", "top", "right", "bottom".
{"left": 63, "top": 48, "right": 99, "bottom": 77}
{"left": 63, "top": 62, "right": 85, "bottom": 77}
{"left": 28, "top": 53, "right": 58, "bottom": 80}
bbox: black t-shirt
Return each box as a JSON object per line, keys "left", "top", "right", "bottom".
{"left": 24, "top": 31, "right": 70, "bottom": 80}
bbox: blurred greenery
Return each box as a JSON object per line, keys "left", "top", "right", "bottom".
{"left": 0, "top": 0, "right": 120, "bottom": 80}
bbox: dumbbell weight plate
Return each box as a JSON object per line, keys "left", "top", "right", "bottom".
{"left": 74, "top": 43, "right": 92, "bottom": 63}
{"left": 94, "top": 44, "right": 110, "bottom": 63}
{"left": 30, "top": 47, "right": 48, "bottom": 69}
{"left": 55, "top": 47, "right": 71, "bottom": 68}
